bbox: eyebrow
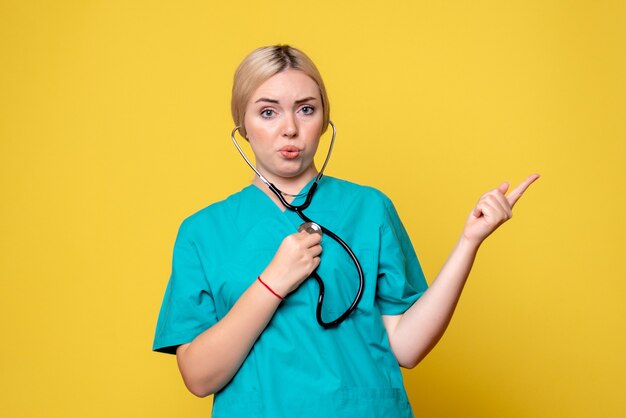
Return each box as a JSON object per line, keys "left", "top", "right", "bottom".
{"left": 254, "top": 96, "right": 318, "bottom": 105}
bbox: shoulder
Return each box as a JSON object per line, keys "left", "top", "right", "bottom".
{"left": 176, "top": 186, "right": 253, "bottom": 240}
{"left": 322, "top": 176, "right": 395, "bottom": 209}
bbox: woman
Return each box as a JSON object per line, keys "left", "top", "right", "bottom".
{"left": 153, "top": 45, "right": 539, "bottom": 417}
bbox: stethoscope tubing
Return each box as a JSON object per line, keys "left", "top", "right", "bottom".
{"left": 231, "top": 121, "right": 364, "bottom": 328}
{"left": 295, "top": 209, "right": 365, "bottom": 329}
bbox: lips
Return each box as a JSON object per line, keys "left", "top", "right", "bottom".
{"left": 279, "top": 146, "right": 302, "bottom": 159}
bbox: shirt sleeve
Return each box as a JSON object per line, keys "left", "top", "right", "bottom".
{"left": 376, "top": 196, "right": 429, "bottom": 315}
{"left": 152, "top": 219, "right": 218, "bottom": 354}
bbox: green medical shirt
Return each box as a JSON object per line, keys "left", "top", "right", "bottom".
{"left": 153, "top": 177, "right": 428, "bottom": 417}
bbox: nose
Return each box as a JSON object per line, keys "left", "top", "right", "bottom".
{"left": 282, "top": 113, "right": 298, "bottom": 138}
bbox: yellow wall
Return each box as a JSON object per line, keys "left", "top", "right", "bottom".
{"left": 1, "top": 1, "right": 624, "bottom": 417}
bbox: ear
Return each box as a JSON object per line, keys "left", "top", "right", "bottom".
{"left": 241, "top": 114, "right": 250, "bottom": 141}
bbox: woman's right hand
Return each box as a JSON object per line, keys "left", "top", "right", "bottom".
{"left": 261, "top": 230, "right": 322, "bottom": 297}
{"left": 176, "top": 229, "right": 322, "bottom": 397}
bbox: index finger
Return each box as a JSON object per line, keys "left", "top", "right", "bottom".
{"left": 507, "top": 173, "right": 540, "bottom": 208}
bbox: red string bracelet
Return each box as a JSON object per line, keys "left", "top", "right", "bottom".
{"left": 257, "top": 276, "right": 284, "bottom": 300}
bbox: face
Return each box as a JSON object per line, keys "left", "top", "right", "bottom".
{"left": 243, "top": 69, "right": 324, "bottom": 182}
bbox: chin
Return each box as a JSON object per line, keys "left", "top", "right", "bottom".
{"left": 275, "top": 164, "right": 309, "bottom": 177}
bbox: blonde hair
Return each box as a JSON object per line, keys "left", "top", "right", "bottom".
{"left": 231, "top": 45, "right": 330, "bottom": 138}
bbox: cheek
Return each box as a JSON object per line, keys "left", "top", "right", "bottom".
{"left": 307, "top": 118, "right": 324, "bottom": 138}
{"left": 244, "top": 115, "right": 276, "bottom": 140}
{"left": 243, "top": 118, "right": 263, "bottom": 141}
{"left": 313, "top": 114, "right": 324, "bottom": 132}
{"left": 246, "top": 126, "right": 265, "bottom": 143}
{"left": 242, "top": 108, "right": 264, "bottom": 139}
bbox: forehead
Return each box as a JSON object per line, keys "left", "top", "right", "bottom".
{"left": 250, "top": 69, "right": 320, "bottom": 102}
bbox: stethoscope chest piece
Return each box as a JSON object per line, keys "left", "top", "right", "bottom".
{"left": 298, "top": 222, "right": 322, "bottom": 236}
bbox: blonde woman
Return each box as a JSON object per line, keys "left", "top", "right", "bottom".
{"left": 153, "top": 45, "right": 539, "bottom": 417}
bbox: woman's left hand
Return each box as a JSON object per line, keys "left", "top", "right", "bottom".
{"left": 462, "top": 174, "right": 540, "bottom": 246}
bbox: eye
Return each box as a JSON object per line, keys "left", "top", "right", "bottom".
{"left": 299, "top": 105, "right": 315, "bottom": 115}
{"left": 260, "top": 109, "right": 276, "bottom": 119}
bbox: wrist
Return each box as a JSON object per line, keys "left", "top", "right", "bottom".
{"left": 257, "top": 275, "right": 284, "bottom": 301}
{"left": 260, "top": 264, "right": 296, "bottom": 297}
{"left": 458, "top": 234, "right": 482, "bottom": 254}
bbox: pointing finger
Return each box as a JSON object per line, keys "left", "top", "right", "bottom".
{"left": 507, "top": 174, "right": 540, "bottom": 208}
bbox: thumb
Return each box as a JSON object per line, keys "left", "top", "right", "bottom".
{"left": 498, "top": 181, "right": 510, "bottom": 195}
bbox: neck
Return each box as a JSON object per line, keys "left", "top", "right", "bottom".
{"left": 253, "top": 166, "right": 318, "bottom": 205}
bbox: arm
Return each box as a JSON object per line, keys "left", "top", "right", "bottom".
{"left": 383, "top": 174, "right": 540, "bottom": 368}
{"left": 176, "top": 230, "right": 321, "bottom": 397}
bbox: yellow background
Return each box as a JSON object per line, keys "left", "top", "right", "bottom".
{"left": 1, "top": 1, "right": 624, "bottom": 417}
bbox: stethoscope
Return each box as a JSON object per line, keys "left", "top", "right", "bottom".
{"left": 231, "top": 122, "right": 364, "bottom": 329}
